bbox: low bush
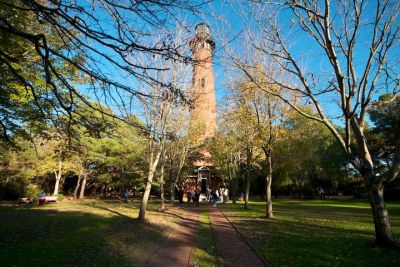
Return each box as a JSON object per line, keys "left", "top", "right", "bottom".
{"left": 25, "top": 187, "right": 42, "bottom": 202}
{"left": 57, "top": 194, "right": 64, "bottom": 201}
{"left": 0, "top": 179, "right": 26, "bottom": 200}
{"left": 293, "top": 188, "right": 314, "bottom": 199}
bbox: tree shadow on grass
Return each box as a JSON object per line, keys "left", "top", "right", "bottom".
{"left": 220, "top": 201, "right": 400, "bottom": 267}
{"left": 82, "top": 200, "right": 205, "bottom": 228}
{"left": 0, "top": 205, "right": 175, "bottom": 267}
{"left": 232, "top": 217, "right": 400, "bottom": 267}
{"left": 223, "top": 201, "right": 400, "bottom": 228}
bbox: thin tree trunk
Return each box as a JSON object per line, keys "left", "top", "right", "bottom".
{"left": 228, "top": 160, "right": 235, "bottom": 204}
{"left": 368, "top": 181, "right": 396, "bottom": 248}
{"left": 170, "top": 184, "right": 175, "bottom": 202}
{"left": 244, "top": 147, "right": 251, "bottom": 209}
{"left": 233, "top": 156, "right": 240, "bottom": 205}
{"left": 53, "top": 171, "right": 60, "bottom": 196}
{"left": 101, "top": 185, "right": 106, "bottom": 197}
{"left": 265, "top": 153, "right": 273, "bottom": 219}
{"left": 139, "top": 147, "right": 163, "bottom": 221}
{"left": 79, "top": 176, "right": 87, "bottom": 199}
{"left": 159, "top": 153, "right": 165, "bottom": 211}
{"left": 234, "top": 176, "right": 239, "bottom": 204}
{"left": 92, "top": 184, "right": 98, "bottom": 196}
{"left": 170, "top": 165, "right": 183, "bottom": 202}
{"left": 244, "top": 174, "right": 250, "bottom": 209}
{"left": 53, "top": 158, "right": 62, "bottom": 196}
{"left": 263, "top": 141, "right": 274, "bottom": 219}
{"left": 168, "top": 145, "right": 188, "bottom": 202}
{"left": 74, "top": 175, "right": 82, "bottom": 199}
{"left": 169, "top": 158, "right": 175, "bottom": 202}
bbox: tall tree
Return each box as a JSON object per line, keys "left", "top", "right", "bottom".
{"left": 138, "top": 32, "right": 191, "bottom": 219}
{"left": 237, "top": 71, "right": 287, "bottom": 218}
{"left": 230, "top": 0, "right": 400, "bottom": 247}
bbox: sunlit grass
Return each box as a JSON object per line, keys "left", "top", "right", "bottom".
{"left": 193, "top": 205, "right": 219, "bottom": 267}
{"left": 0, "top": 199, "right": 180, "bottom": 266}
{"left": 221, "top": 199, "right": 400, "bottom": 267}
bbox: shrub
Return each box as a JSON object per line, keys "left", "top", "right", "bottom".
{"left": 0, "top": 179, "right": 26, "bottom": 200}
{"left": 25, "top": 187, "right": 42, "bottom": 202}
{"left": 352, "top": 186, "right": 367, "bottom": 199}
{"left": 293, "top": 188, "right": 314, "bottom": 199}
{"left": 57, "top": 193, "right": 64, "bottom": 201}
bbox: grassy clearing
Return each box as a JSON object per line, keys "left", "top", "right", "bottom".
{"left": 220, "top": 199, "right": 400, "bottom": 267}
{"left": 0, "top": 199, "right": 181, "bottom": 266}
{"left": 193, "top": 205, "right": 219, "bottom": 267}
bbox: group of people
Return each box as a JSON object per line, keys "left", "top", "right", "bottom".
{"left": 177, "top": 187, "right": 229, "bottom": 207}
{"left": 177, "top": 188, "right": 201, "bottom": 206}
{"left": 209, "top": 188, "right": 229, "bottom": 205}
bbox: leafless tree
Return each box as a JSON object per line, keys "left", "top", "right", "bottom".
{"left": 164, "top": 111, "right": 191, "bottom": 203}
{"left": 137, "top": 29, "right": 191, "bottom": 220}
{"left": 228, "top": 0, "right": 400, "bottom": 248}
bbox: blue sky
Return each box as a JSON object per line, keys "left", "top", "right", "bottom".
{"left": 201, "top": 1, "right": 399, "bottom": 125}
{"left": 80, "top": 0, "right": 399, "bottom": 126}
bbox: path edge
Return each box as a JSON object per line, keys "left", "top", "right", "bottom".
{"left": 207, "top": 206, "right": 226, "bottom": 266}
{"left": 143, "top": 206, "right": 199, "bottom": 267}
{"left": 217, "top": 206, "right": 272, "bottom": 267}
{"left": 187, "top": 207, "right": 200, "bottom": 267}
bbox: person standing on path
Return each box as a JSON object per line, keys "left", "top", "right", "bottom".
{"left": 194, "top": 189, "right": 200, "bottom": 206}
{"left": 123, "top": 189, "right": 129, "bottom": 203}
{"left": 178, "top": 187, "right": 184, "bottom": 205}
{"left": 211, "top": 190, "right": 218, "bottom": 207}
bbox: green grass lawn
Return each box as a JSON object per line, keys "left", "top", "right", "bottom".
{"left": 220, "top": 199, "right": 400, "bottom": 267}
{"left": 0, "top": 199, "right": 181, "bottom": 266}
{"left": 193, "top": 205, "right": 219, "bottom": 267}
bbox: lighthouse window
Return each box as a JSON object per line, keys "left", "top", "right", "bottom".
{"left": 201, "top": 78, "right": 205, "bottom": 88}
{"left": 201, "top": 42, "right": 210, "bottom": 49}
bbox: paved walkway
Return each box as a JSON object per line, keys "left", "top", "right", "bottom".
{"left": 146, "top": 206, "right": 199, "bottom": 267}
{"left": 209, "top": 207, "right": 267, "bottom": 267}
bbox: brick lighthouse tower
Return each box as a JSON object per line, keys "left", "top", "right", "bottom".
{"left": 189, "top": 23, "right": 217, "bottom": 144}
{"left": 185, "top": 23, "right": 221, "bottom": 198}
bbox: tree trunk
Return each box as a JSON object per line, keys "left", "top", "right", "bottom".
{"left": 79, "top": 176, "right": 87, "bottom": 199}
{"left": 265, "top": 169, "right": 273, "bottom": 219}
{"left": 74, "top": 175, "right": 82, "bottom": 199}
{"left": 264, "top": 147, "right": 274, "bottom": 219}
{"left": 159, "top": 153, "right": 165, "bottom": 211}
{"left": 139, "top": 147, "right": 162, "bottom": 221}
{"left": 244, "top": 174, "right": 250, "bottom": 209}
{"left": 228, "top": 160, "right": 235, "bottom": 204}
{"left": 92, "top": 184, "right": 98, "bottom": 196}
{"left": 170, "top": 183, "right": 175, "bottom": 202}
{"left": 233, "top": 176, "right": 238, "bottom": 205}
{"left": 139, "top": 169, "right": 156, "bottom": 220}
{"left": 53, "top": 172, "right": 61, "bottom": 196}
{"left": 52, "top": 158, "right": 62, "bottom": 196}
{"left": 350, "top": 118, "right": 396, "bottom": 248}
{"left": 368, "top": 182, "right": 396, "bottom": 248}
{"left": 101, "top": 185, "right": 106, "bottom": 197}
{"left": 228, "top": 159, "right": 238, "bottom": 204}
{"left": 244, "top": 147, "right": 251, "bottom": 209}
